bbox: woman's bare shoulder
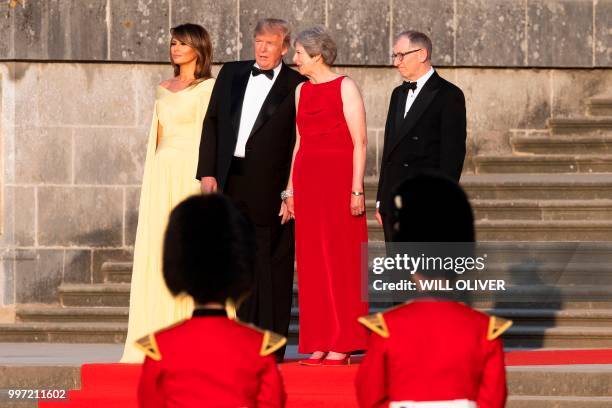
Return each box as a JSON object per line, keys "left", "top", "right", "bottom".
{"left": 340, "top": 76, "right": 362, "bottom": 98}
{"left": 340, "top": 75, "right": 358, "bottom": 89}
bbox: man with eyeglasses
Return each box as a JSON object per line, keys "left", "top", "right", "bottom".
{"left": 374, "top": 31, "right": 467, "bottom": 242}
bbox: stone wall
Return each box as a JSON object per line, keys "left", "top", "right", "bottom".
{"left": 0, "top": 0, "right": 610, "bottom": 309}
{"left": 1, "top": 61, "right": 610, "bottom": 307}
{"left": 1, "top": 0, "right": 610, "bottom": 67}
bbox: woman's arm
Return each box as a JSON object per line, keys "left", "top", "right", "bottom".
{"left": 280, "top": 83, "right": 303, "bottom": 224}
{"left": 341, "top": 77, "right": 367, "bottom": 216}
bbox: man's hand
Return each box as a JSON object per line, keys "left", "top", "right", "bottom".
{"left": 201, "top": 177, "right": 218, "bottom": 194}
{"left": 279, "top": 200, "right": 293, "bottom": 225}
{"left": 374, "top": 208, "right": 383, "bottom": 226}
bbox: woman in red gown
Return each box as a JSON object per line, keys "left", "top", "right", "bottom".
{"left": 281, "top": 26, "right": 369, "bottom": 365}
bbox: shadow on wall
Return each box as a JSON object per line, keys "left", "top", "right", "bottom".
{"left": 493, "top": 261, "right": 562, "bottom": 349}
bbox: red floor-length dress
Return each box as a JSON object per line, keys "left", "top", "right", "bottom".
{"left": 293, "top": 76, "right": 369, "bottom": 354}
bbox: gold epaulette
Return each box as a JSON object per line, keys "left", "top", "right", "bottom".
{"left": 260, "top": 330, "right": 287, "bottom": 357}
{"left": 235, "top": 321, "right": 287, "bottom": 357}
{"left": 487, "top": 315, "right": 513, "bottom": 341}
{"left": 358, "top": 312, "right": 390, "bottom": 338}
{"left": 134, "top": 333, "right": 162, "bottom": 361}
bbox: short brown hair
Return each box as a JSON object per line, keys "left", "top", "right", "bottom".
{"left": 254, "top": 18, "right": 291, "bottom": 50}
{"left": 395, "top": 30, "right": 433, "bottom": 61}
{"left": 170, "top": 23, "right": 213, "bottom": 83}
{"left": 294, "top": 26, "right": 337, "bottom": 65}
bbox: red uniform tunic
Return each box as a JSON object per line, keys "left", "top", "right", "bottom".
{"left": 136, "top": 311, "right": 286, "bottom": 408}
{"left": 355, "top": 300, "right": 511, "bottom": 408}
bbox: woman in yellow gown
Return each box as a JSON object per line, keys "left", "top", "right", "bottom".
{"left": 121, "top": 24, "right": 215, "bottom": 362}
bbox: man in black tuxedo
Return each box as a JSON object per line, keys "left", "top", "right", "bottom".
{"left": 375, "top": 31, "right": 467, "bottom": 242}
{"left": 196, "top": 18, "right": 305, "bottom": 358}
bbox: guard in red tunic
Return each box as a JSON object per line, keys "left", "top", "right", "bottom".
{"left": 136, "top": 194, "right": 286, "bottom": 407}
{"left": 357, "top": 172, "right": 511, "bottom": 408}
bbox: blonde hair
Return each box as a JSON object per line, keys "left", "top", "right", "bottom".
{"left": 254, "top": 18, "right": 291, "bottom": 50}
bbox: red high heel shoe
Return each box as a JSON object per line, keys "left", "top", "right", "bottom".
{"left": 298, "top": 353, "right": 327, "bottom": 366}
{"left": 321, "top": 355, "right": 351, "bottom": 366}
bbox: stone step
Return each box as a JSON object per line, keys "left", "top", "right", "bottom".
{"left": 510, "top": 365, "right": 612, "bottom": 397}
{"left": 463, "top": 174, "right": 612, "bottom": 200}
{"left": 368, "top": 174, "right": 612, "bottom": 200}
{"left": 364, "top": 177, "right": 378, "bottom": 197}
{"left": 475, "top": 220, "right": 612, "bottom": 241}
{"left": 101, "top": 261, "right": 132, "bottom": 283}
{"left": 366, "top": 198, "right": 612, "bottom": 221}
{"left": 485, "top": 308, "right": 612, "bottom": 327}
{"left": 59, "top": 284, "right": 130, "bottom": 307}
{"left": 5, "top": 316, "right": 612, "bottom": 346}
{"left": 16, "top": 305, "right": 128, "bottom": 323}
{"left": 288, "top": 307, "right": 612, "bottom": 328}
{"left": 470, "top": 199, "right": 612, "bottom": 221}
{"left": 0, "top": 322, "right": 126, "bottom": 343}
{"left": 365, "top": 199, "right": 380, "bottom": 219}
{"left": 549, "top": 117, "right": 612, "bottom": 135}
{"left": 288, "top": 323, "right": 612, "bottom": 348}
{"left": 588, "top": 96, "right": 612, "bottom": 116}
{"left": 473, "top": 264, "right": 612, "bottom": 286}
{"left": 468, "top": 241, "right": 612, "bottom": 263}
{"left": 508, "top": 396, "right": 612, "bottom": 408}
{"left": 0, "top": 364, "right": 81, "bottom": 390}
{"left": 473, "top": 154, "right": 612, "bottom": 174}
{"left": 366, "top": 219, "right": 384, "bottom": 241}
{"left": 367, "top": 218, "right": 612, "bottom": 241}
{"left": 511, "top": 134, "right": 612, "bottom": 155}
{"left": 503, "top": 326, "right": 612, "bottom": 348}
{"left": 292, "top": 279, "right": 612, "bottom": 306}
{"left": 474, "top": 300, "right": 612, "bottom": 310}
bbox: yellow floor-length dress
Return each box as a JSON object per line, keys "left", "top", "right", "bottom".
{"left": 121, "top": 79, "right": 215, "bottom": 363}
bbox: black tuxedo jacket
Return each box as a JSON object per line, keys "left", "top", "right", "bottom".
{"left": 196, "top": 61, "right": 306, "bottom": 225}
{"left": 376, "top": 71, "right": 467, "bottom": 215}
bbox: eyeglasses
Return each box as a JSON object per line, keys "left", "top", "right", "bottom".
{"left": 391, "top": 48, "right": 422, "bottom": 62}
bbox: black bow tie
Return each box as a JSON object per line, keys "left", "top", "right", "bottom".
{"left": 251, "top": 66, "right": 274, "bottom": 80}
{"left": 401, "top": 81, "right": 417, "bottom": 93}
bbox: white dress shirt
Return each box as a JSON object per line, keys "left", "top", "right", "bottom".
{"left": 234, "top": 62, "right": 282, "bottom": 157}
{"left": 404, "top": 67, "right": 435, "bottom": 117}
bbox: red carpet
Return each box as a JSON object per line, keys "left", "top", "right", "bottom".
{"left": 39, "top": 349, "right": 612, "bottom": 407}
{"left": 505, "top": 348, "right": 612, "bottom": 366}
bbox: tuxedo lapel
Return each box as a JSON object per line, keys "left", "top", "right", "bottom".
{"left": 247, "top": 63, "right": 290, "bottom": 140}
{"left": 394, "top": 88, "right": 407, "bottom": 133}
{"left": 230, "top": 63, "right": 252, "bottom": 138}
{"left": 386, "top": 72, "right": 441, "bottom": 158}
